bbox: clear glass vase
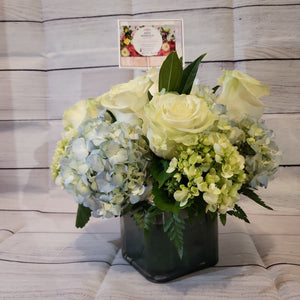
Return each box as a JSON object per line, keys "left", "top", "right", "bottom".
{"left": 120, "top": 211, "right": 218, "bottom": 283}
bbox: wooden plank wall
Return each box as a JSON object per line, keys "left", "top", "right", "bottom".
{"left": 0, "top": 0, "right": 299, "bottom": 219}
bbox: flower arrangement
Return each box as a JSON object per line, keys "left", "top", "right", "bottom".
{"left": 51, "top": 52, "right": 280, "bottom": 258}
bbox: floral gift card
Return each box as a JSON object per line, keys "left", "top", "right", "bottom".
{"left": 118, "top": 19, "right": 184, "bottom": 68}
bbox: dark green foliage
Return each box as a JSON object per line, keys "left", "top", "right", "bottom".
{"left": 178, "top": 53, "right": 207, "bottom": 94}
{"left": 152, "top": 182, "right": 180, "bottom": 216}
{"left": 76, "top": 204, "right": 92, "bottom": 228}
{"left": 149, "top": 155, "right": 175, "bottom": 188}
{"left": 212, "top": 85, "right": 220, "bottom": 94}
{"left": 106, "top": 109, "right": 116, "bottom": 123}
{"left": 163, "top": 214, "right": 185, "bottom": 259}
{"left": 227, "top": 204, "right": 250, "bottom": 223}
{"left": 158, "top": 51, "right": 206, "bottom": 95}
{"left": 241, "top": 186, "right": 273, "bottom": 210}
{"left": 132, "top": 205, "right": 161, "bottom": 232}
{"left": 219, "top": 213, "right": 227, "bottom": 225}
{"left": 159, "top": 51, "right": 183, "bottom": 93}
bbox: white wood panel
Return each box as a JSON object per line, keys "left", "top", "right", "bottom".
{"left": 0, "top": 0, "right": 42, "bottom": 21}
{"left": 246, "top": 215, "right": 300, "bottom": 237}
{"left": 0, "top": 72, "right": 47, "bottom": 120}
{"left": 0, "top": 22, "right": 45, "bottom": 67}
{"left": 233, "top": 6, "right": 300, "bottom": 60}
{"left": 42, "top": 0, "right": 232, "bottom": 20}
{"left": 42, "top": 0, "right": 131, "bottom": 20}
{"left": 0, "top": 121, "right": 48, "bottom": 168}
{"left": 0, "top": 261, "right": 107, "bottom": 299}
{"left": 44, "top": 17, "right": 119, "bottom": 69}
{"left": 0, "top": 230, "right": 12, "bottom": 243}
{"left": 38, "top": 0, "right": 300, "bottom": 21}
{"left": 0, "top": 56, "right": 45, "bottom": 70}
{"left": 251, "top": 235, "right": 300, "bottom": 266}
{"left": 0, "top": 168, "right": 48, "bottom": 194}
{"left": 268, "top": 265, "right": 300, "bottom": 300}
{"left": 0, "top": 232, "right": 119, "bottom": 263}
{"left": 131, "top": 0, "right": 233, "bottom": 14}
{"left": 234, "top": 1, "right": 300, "bottom": 6}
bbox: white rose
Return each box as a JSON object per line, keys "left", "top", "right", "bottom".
{"left": 63, "top": 98, "right": 99, "bottom": 131}
{"left": 144, "top": 93, "right": 218, "bottom": 159}
{"left": 146, "top": 67, "right": 159, "bottom": 95}
{"left": 97, "top": 75, "right": 152, "bottom": 126}
{"left": 216, "top": 70, "right": 269, "bottom": 121}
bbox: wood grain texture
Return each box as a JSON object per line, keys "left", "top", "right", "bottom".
{"left": 0, "top": 261, "right": 108, "bottom": 299}
{"left": 0, "top": 120, "right": 49, "bottom": 168}
{"left": 0, "top": 22, "right": 45, "bottom": 66}
{"left": 268, "top": 265, "right": 300, "bottom": 299}
{"left": 42, "top": 0, "right": 132, "bottom": 20}
{"left": 0, "top": 231, "right": 119, "bottom": 263}
{"left": 234, "top": 0, "right": 300, "bottom": 6}
{"left": 0, "top": 72, "right": 47, "bottom": 120}
{"left": 233, "top": 5, "right": 300, "bottom": 60}
{"left": 0, "top": 0, "right": 42, "bottom": 21}
{"left": 41, "top": 0, "right": 231, "bottom": 20}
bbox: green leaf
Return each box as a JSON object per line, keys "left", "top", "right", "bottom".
{"left": 219, "top": 213, "right": 227, "bottom": 225}
{"left": 163, "top": 216, "right": 173, "bottom": 232}
{"left": 241, "top": 186, "right": 273, "bottom": 210}
{"left": 178, "top": 53, "right": 206, "bottom": 95}
{"left": 75, "top": 204, "right": 92, "bottom": 228}
{"left": 152, "top": 182, "right": 180, "bottom": 216}
{"left": 159, "top": 51, "right": 183, "bottom": 92}
{"left": 149, "top": 155, "right": 175, "bottom": 188}
{"left": 106, "top": 110, "right": 116, "bottom": 123}
{"left": 148, "top": 90, "right": 153, "bottom": 101}
{"left": 227, "top": 204, "right": 250, "bottom": 223}
{"left": 163, "top": 214, "right": 185, "bottom": 259}
{"left": 212, "top": 85, "right": 220, "bottom": 94}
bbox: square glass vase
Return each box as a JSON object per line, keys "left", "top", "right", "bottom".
{"left": 120, "top": 212, "right": 218, "bottom": 283}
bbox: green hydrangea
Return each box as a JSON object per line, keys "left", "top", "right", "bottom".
{"left": 51, "top": 137, "right": 70, "bottom": 180}
{"left": 166, "top": 132, "right": 246, "bottom": 214}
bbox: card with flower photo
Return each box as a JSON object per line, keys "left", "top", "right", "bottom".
{"left": 118, "top": 19, "right": 184, "bottom": 68}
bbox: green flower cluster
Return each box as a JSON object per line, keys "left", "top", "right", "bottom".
{"left": 166, "top": 132, "right": 246, "bottom": 214}
{"left": 55, "top": 114, "right": 153, "bottom": 218}
{"left": 51, "top": 137, "right": 70, "bottom": 180}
